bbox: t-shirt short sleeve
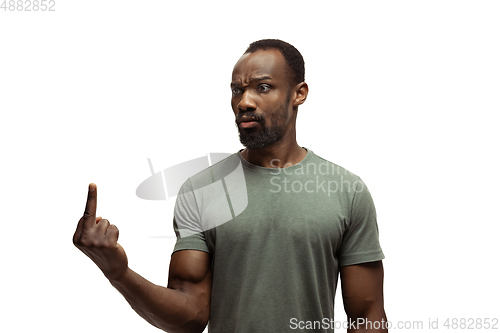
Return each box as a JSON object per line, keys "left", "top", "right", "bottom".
{"left": 337, "top": 178, "right": 385, "bottom": 266}
{"left": 172, "top": 179, "right": 210, "bottom": 254}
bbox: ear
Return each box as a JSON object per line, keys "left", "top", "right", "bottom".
{"left": 292, "top": 82, "right": 308, "bottom": 107}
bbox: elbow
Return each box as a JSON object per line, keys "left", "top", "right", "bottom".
{"left": 154, "top": 303, "right": 209, "bottom": 333}
{"left": 346, "top": 299, "right": 386, "bottom": 317}
{"left": 346, "top": 300, "right": 388, "bottom": 330}
{"left": 161, "top": 320, "right": 207, "bottom": 333}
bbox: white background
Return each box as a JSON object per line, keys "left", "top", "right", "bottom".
{"left": 1, "top": 1, "right": 499, "bottom": 332}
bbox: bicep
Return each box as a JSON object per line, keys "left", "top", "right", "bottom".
{"left": 339, "top": 260, "right": 385, "bottom": 319}
{"left": 168, "top": 250, "right": 212, "bottom": 286}
{"left": 167, "top": 250, "right": 212, "bottom": 322}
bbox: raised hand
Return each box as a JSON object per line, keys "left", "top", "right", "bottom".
{"left": 73, "top": 183, "right": 128, "bottom": 281}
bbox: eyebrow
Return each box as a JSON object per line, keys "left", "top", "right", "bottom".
{"left": 231, "top": 76, "right": 272, "bottom": 88}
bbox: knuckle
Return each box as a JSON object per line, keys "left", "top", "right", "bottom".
{"left": 79, "top": 237, "right": 91, "bottom": 247}
{"left": 91, "top": 239, "right": 103, "bottom": 248}
{"left": 79, "top": 234, "right": 97, "bottom": 248}
{"left": 83, "top": 210, "right": 94, "bottom": 218}
{"left": 109, "top": 225, "right": 119, "bottom": 238}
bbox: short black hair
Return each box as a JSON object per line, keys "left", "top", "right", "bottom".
{"left": 244, "top": 39, "right": 305, "bottom": 86}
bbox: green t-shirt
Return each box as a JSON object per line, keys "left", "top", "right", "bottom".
{"left": 172, "top": 148, "right": 384, "bottom": 332}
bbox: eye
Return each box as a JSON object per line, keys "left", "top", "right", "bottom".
{"left": 257, "top": 84, "right": 271, "bottom": 93}
{"left": 232, "top": 87, "right": 243, "bottom": 95}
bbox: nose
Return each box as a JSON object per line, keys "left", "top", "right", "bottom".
{"left": 237, "top": 90, "right": 257, "bottom": 112}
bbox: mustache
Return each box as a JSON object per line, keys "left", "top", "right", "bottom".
{"left": 235, "top": 113, "right": 264, "bottom": 124}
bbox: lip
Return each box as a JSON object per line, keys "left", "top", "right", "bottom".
{"left": 239, "top": 121, "right": 259, "bottom": 128}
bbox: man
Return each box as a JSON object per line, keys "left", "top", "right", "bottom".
{"left": 74, "top": 39, "right": 388, "bottom": 332}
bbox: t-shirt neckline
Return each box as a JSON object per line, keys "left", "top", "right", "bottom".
{"left": 237, "top": 147, "right": 314, "bottom": 174}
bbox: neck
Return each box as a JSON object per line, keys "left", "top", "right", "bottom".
{"left": 240, "top": 132, "right": 307, "bottom": 168}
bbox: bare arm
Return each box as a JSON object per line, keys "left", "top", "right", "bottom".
{"left": 110, "top": 250, "right": 211, "bottom": 333}
{"left": 73, "top": 183, "right": 212, "bottom": 333}
{"left": 340, "top": 260, "right": 388, "bottom": 333}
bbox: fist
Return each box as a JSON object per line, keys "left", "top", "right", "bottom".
{"left": 73, "top": 183, "right": 128, "bottom": 281}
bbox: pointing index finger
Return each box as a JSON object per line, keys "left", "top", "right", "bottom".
{"left": 83, "top": 183, "right": 97, "bottom": 228}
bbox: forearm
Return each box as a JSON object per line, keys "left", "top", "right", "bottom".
{"left": 109, "top": 267, "right": 207, "bottom": 333}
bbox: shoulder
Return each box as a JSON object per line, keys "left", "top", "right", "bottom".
{"left": 308, "top": 151, "right": 363, "bottom": 182}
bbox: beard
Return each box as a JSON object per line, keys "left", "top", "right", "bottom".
{"left": 236, "top": 93, "right": 291, "bottom": 150}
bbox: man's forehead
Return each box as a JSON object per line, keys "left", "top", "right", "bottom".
{"left": 231, "top": 49, "right": 287, "bottom": 83}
